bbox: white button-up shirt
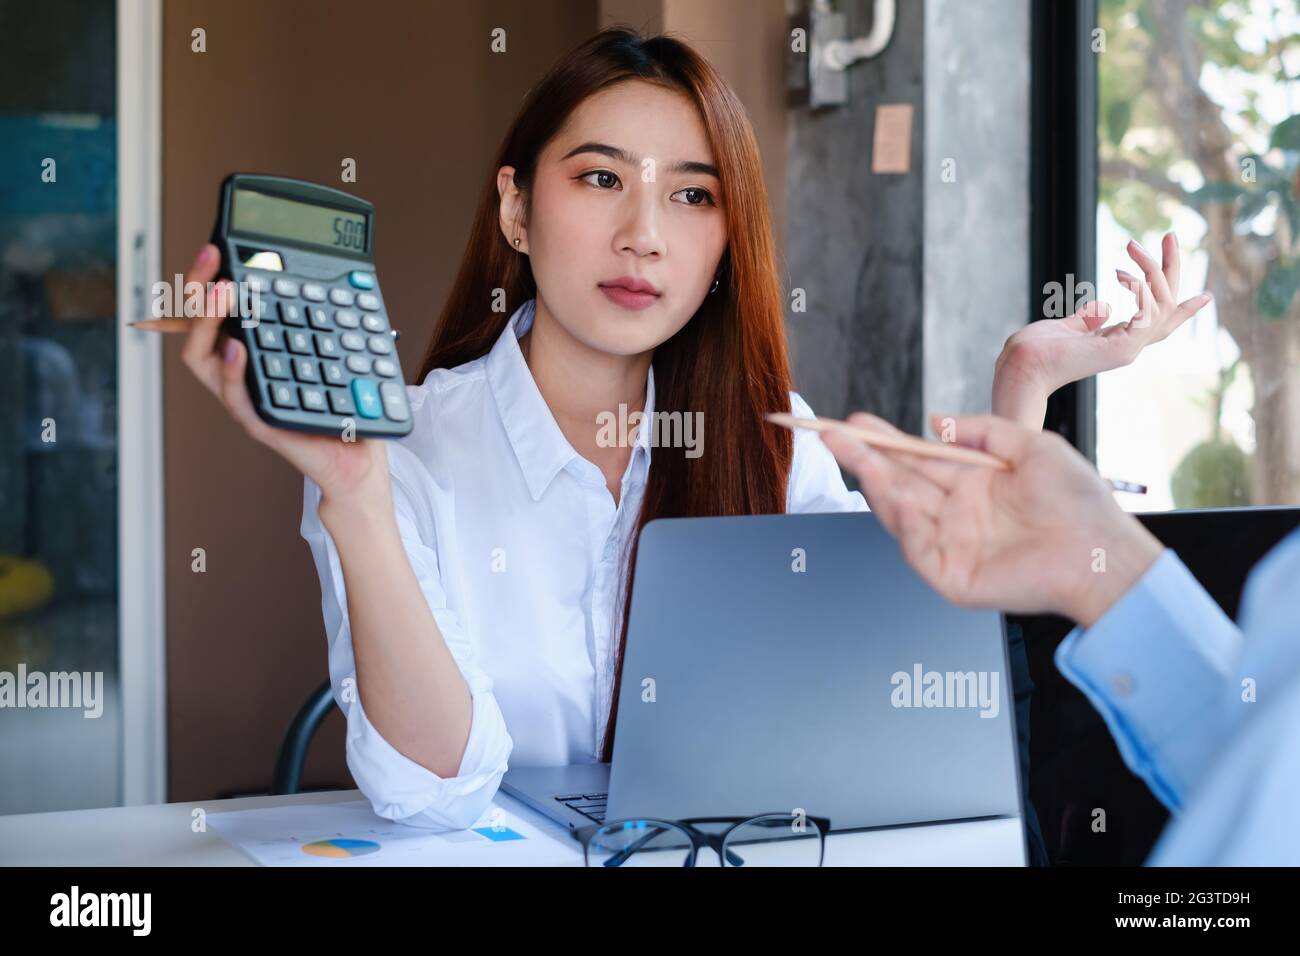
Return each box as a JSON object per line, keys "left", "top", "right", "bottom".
{"left": 300, "top": 297, "right": 867, "bottom": 829}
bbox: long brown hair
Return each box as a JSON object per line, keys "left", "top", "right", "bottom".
{"left": 415, "top": 26, "right": 793, "bottom": 762}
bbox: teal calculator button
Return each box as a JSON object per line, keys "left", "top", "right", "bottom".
{"left": 348, "top": 271, "right": 376, "bottom": 290}
{"left": 351, "top": 379, "right": 383, "bottom": 419}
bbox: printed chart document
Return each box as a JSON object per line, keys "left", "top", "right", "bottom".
{"left": 208, "top": 795, "right": 583, "bottom": 867}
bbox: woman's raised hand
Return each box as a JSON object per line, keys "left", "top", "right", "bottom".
{"left": 178, "top": 242, "right": 393, "bottom": 505}
{"left": 991, "top": 231, "right": 1213, "bottom": 429}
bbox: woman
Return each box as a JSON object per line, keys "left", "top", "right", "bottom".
{"left": 180, "top": 27, "right": 1206, "bottom": 830}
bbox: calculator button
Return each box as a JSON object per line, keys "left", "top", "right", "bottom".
{"left": 322, "top": 361, "right": 346, "bottom": 386}
{"left": 348, "top": 271, "right": 376, "bottom": 289}
{"left": 380, "top": 382, "right": 410, "bottom": 422}
{"left": 247, "top": 294, "right": 272, "bottom": 321}
{"left": 362, "top": 312, "right": 388, "bottom": 333}
{"left": 270, "top": 382, "right": 297, "bottom": 408}
{"left": 328, "top": 389, "right": 356, "bottom": 415}
{"left": 345, "top": 355, "right": 373, "bottom": 375}
{"left": 351, "top": 379, "right": 383, "bottom": 419}
{"left": 299, "top": 386, "right": 327, "bottom": 412}
{"left": 262, "top": 354, "right": 290, "bottom": 379}
{"left": 256, "top": 326, "right": 284, "bottom": 351}
{"left": 340, "top": 331, "right": 366, "bottom": 352}
{"left": 237, "top": 295, "right": 264, "bottom": 326}
{"left": 373, "top": 358, "right": 399, "bottom": 378}
{"left": 243, "top": 273, "right": 270, "bottom": 295}
{"left": 301, "top": 283, "right": 327, "bottom": 302}
{"left": 293, "top": 358, "right": 320, "bottom": 383}
{"left": 305, "top": 306, "right": 331, "bottom": 330}
{"left": 287, "top": 330, "right": 315, "bottom": 354}
{"left": 328, "top": 287, "right": 356, "bottom": 306}
{"left": 334, "top": 309, "right": 360, "bottom": 329}
{"left": 315, "top": 334, "right": 340, "bottom": 359}
{"left": 367, "top": 334, "right": 393, "bottom": 355}
{"left": 273, "top": 278, "right": 300, "bottom": 298}
{"left": 356, "top": 292, "right": 381, "bottom": 311}
{"left": 279, "top": 302, "right": 306, "bottom": 326}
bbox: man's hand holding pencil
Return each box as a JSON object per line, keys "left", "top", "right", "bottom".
{"left": 772, "top": 411, "right": 1166, "bottom": 629}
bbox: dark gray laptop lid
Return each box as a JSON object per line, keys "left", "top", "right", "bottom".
{"left": 607, "top": 512, "right": 1025, "bottom": 834}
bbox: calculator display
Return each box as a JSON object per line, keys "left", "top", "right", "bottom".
{"left": 231, "top": 187, "right": 369, "bottom": 253}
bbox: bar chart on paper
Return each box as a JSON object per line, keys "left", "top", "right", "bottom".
{"left": 207, "top": 798, "right": 583, "bottom": 866}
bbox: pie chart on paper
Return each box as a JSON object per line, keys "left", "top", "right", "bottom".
{"left": 301, "top": 838, "right": 382, "bottom": 859}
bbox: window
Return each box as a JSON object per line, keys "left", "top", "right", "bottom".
{"left": 0, "top": 0, "right": 121, "bottom": 812}
{"left": 1095, "top": 0, "right": 1300, "bottom": 509}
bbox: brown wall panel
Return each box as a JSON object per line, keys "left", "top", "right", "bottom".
{"left": 162, "top": 0, "right": 600, "bottom": 800}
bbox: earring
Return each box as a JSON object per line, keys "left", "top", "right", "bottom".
{"left": 513, "top": 237, "right": 521, "bottom": 248}
{"left": 709, "top": 275, "right": 720, "bottom": 294}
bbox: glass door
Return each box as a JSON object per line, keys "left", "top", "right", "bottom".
{"left": 0, "top": 0, "right": 164, "bottom": 813}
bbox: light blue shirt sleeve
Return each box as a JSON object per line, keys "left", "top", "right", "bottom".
{"left": 1054, "top": 526, "right": 1300, "bottom": 865}
{"left": 1053, "top": 549, "right": 1244, "bottom": 811}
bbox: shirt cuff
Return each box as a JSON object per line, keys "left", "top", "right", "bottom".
{"left": 343, "top": 682, "right": 512, "bottom": 830}
{"left": 1054, "top": 549, "right": 1243, "bottom": 811}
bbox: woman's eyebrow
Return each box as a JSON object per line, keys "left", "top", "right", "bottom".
{"left": 560, "top": 141, "right": 719, "bottom": 179}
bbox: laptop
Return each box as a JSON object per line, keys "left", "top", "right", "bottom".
{"left": 501, "top": 512, "right": 1026, "bottom": 842}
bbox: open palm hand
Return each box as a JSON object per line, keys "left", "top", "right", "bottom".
{"left": 993, "top": 232, "right": 1213, "bottom": 428}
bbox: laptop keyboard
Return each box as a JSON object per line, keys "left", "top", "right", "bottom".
{"left": 556, "top": 792, "right": 607, "bottom": 823}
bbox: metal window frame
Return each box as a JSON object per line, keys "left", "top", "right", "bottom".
{"left": 1031, "top": 0, "right": 1098, "bottom": 458}
{"left": 118, "top": 0, "right": 166, "bottom": 806}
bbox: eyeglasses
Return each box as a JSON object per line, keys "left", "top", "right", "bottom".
{"left": 575, "top": 812, "right": 831, "bottom": 867}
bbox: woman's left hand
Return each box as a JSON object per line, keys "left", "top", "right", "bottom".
{"left": 991, "top": 231, "right": 1213, "bottom": 429}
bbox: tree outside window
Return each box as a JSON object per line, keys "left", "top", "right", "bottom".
{"left": 1096, "top": 0, "right": 1299, "bottom": 509}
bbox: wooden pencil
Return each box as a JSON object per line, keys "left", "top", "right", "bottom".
{"left": 765, "top": 411, "right": 1011, "bottom": 469}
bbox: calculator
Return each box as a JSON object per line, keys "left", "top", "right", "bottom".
{"left": 212, "top": 173, "right": 412, "bottom": 438}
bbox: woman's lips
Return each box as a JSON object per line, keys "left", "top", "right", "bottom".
{"left": 599, "top": 284, "right": 660, "bottom": 310}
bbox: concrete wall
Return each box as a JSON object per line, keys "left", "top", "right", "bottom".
{"left": 785, "top": 0, "right": 1031, "bottom": 434}
{"left": 785, "top": 0, "right": 926, "bottom": 434}
{"left": 923, "top": 0, "right": 1031, "bottom": 421}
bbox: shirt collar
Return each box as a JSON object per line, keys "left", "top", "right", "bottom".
{"left": 486, "top": 298, "right": 655, "bottom": 502}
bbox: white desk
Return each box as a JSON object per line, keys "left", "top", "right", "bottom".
{"left": 0, "top": 788, "right": 1025, "bottom": 866}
